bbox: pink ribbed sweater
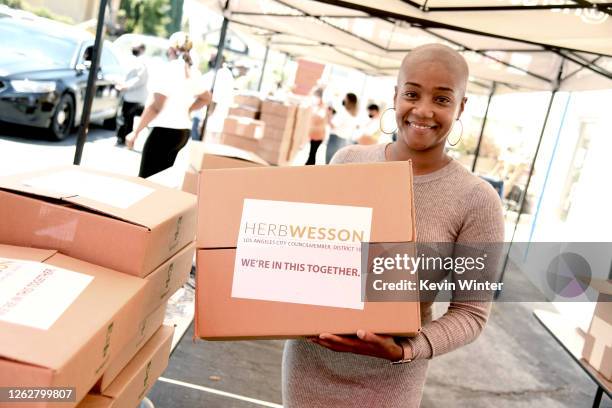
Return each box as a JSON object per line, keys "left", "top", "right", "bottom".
{"left": 282, "top": 143, "right": 505, "bottom": 407}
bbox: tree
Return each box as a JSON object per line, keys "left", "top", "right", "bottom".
{"left": 118, "top": 0, "right": 172, "bottom": 38}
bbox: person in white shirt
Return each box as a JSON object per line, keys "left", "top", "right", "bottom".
{"left": 191, "top": 54, "right": 235, "bottom": 141}
{"left": 116, "top": 44, "right": 148, "bottom": 144}
{"left": 126, "top": 32, "right": 211, "bottom": 178}
{"left": 326, "top": 92, "right": 359, "bottom": 163}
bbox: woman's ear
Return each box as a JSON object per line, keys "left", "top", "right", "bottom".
{"left": 457, "top": 96, "right": 467, "bottom": 119}
{"left": 393, "top": 86, "right": 398, "bottom": 110}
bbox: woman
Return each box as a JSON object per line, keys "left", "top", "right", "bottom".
{"left": 325, "top": 92, "right": 359, "bottom": 164}
{"left": 127, "top": 32, "right": 211, "bottom": 178}
{"left": 283, "top": 44, "right": 504, "bottom": 407}
{"left": 305, "top": 88, "right": 330, "bottom": 165}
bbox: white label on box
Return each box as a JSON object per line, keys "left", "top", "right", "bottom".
{"left": 233, "top": 199, "right": 372, "bottom": 310}
{"left": 0, "top": 258, "right": 94, "bottom": 330}
{"left": 23, "top": 170, "right": 154, "bottom": 209}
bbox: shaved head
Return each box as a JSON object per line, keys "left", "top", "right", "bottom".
{"left": 398, "top": 44, "right": 469, "bottom": 96}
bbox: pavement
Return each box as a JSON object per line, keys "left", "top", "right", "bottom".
{"left": 1, "top": 126, "right": 610, "bottom": 408}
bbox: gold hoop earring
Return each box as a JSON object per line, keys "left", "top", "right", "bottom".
{"left": 379, "top": 107, "right": 398, "bottom": 135}
{"left": 447, "top": 118, "right": 463, "bottom": 147}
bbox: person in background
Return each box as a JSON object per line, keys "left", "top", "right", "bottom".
{"left": 191, "top": 54, "right": 235, "bottom": 141}
{"left": 356, "top": 103, "right": 382, "bottom": 145}
{"left": 115, "top": 43, "right": 148, "bottom": 145}
{"left": 326, "top": 92, "right": 359, "bottom": 164}
{"left": 126, "top": 32, "right": 211, "bottom": 178}
{"left": 305, "top": 87, "right": 330, "bottom": 165}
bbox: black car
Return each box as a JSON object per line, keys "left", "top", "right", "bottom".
{"left": 0, "top": 16, "right": 127, "bottom": 140}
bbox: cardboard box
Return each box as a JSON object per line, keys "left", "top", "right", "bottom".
{"left": 0, "top": 166, "right": 197, "bottom": 278}
{"left": 234, "top": 94, "right": 262, "bottom": 110}
{"left": 220, "top": 134, "right": 260, "bottom": 153}
{"left": 222, "top": 116, "right": 265, "bottom": 140}
{"left": 228, "top": 106, "right": 258, "bottom": 119}
{"left": 260, "top": 112, "right": 296, "bottom": 131}
{"left": 261, "top": 101, "right": 297, "bottom": 118}
{"left": 195, "top": 163, "right": 419, "bottom": 339}
{"left": 78, "top": 326, "right": 174, "bottom": 408}
{"left": 183, "top": 143, "right": 269, "bottom": 194}
{"left": 98, "top": 302, "right": 167, "bottom": 391}
{"left": 0, "top": 244, "right": 147, "bottom": 407}
{"left": 260, "top": 124, "right": 293, "bottom": 141}
{"left": 581, "top": 279, "right": 612, "bottom": 380}
{"left": 182, "top": 165, "right": 199, "bottom": 195}
{"left": 256, "top": 146, "right": 289, "bottom": 166}
{"left": 288, "top": 105, "right": 313, "bottom": 161}
{"left": 189, "top": 142, "right": 268, "bottom": 171}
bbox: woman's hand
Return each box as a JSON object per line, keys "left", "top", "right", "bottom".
{"left": 309, "top": 330, "right": 405, "bottom": 361}
{"left": 125, "top": 131, "right": 138, "bottom": 150}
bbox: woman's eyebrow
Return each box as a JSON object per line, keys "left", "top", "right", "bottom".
{"left": 403, "top": 82, "right": 455, "bottom": 94}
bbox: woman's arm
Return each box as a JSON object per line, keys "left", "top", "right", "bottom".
{"left": 189, "top": 90, "right": 212, "bottom": 115}
{"left": 126, "top": 93, "right": 166, "bottom": 149}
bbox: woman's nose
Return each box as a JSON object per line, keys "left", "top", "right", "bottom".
{"left": 410, "top": 101, "right": 434, "bottom": 118}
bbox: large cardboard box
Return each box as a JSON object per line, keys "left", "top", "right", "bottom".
{"left": 260, "top": 112, "right": 296, "bottom": 131}
{"left": 0, "top": 244, "right": 147, "bottom": 407}
{"left": 256, "top": 146, "right": 290, "bottom": 166}
{"left": 288, "top": 105, "right": 312, "bottom": 162}
{"left": 582, "top": 279, "right": 612, "bottom": 380}
{"left": 0, "top": 166, "right": 197, "bottom": 278}
{"left": 78, "top": 326, "right": 174, "bottom": 408}
{"left": 222, "top": 116, "right": 265, "bottom": 140}
{"left": 195, "top": 163, "right": 419, "bottom": 339}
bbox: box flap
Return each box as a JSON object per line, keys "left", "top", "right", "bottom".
{"left": 0, "top": 165, "right": 196, "bottom": 229}
{"left": 0, "top": 252, "right": 145, "bottom": 370}
{"left": 77, "top": 394, "right": 114, "bottom": 408}
{"left": 190, "top": 142, "right": 269, "bottom": 169}
{"left": 0, "top": 243, "right": 57, "bottom": 263}
{"left": 590, "top": 278, "right": 612, "bottom": 295}
{"left": 197, "top": 162, "right": 416, "bottom": 249}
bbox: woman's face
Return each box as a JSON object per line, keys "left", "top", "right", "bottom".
{"left": 394, "top": 59, "right": 466, "bottom": 152}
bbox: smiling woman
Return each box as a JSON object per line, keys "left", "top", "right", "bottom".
{"left": 282, "top": 44, "right": 505, "bottom": 408}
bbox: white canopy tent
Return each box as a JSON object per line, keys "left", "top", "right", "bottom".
{"left": 198, "top": 0, "right": 612, "bottom": 92}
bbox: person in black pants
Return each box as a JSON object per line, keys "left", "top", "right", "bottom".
{"left": 126, "top": 32, "right": 211, "bottom": 178}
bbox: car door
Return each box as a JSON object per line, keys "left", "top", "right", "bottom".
{"left": 77, "top": 42, "right": 107, "bottom": 120}
{"left": 98, "top": 43, "right": 126, "bottom": 119}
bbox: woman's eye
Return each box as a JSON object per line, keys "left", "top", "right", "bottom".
{"left": 436, "top": 96, "right": 451, "bottom": 104}
{"left": 403, "top": 91, "right": 417, "bottom": 98}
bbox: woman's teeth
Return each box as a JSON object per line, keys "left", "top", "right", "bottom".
{"left": 408, "top": 122, "right": 435, "bottom": 129}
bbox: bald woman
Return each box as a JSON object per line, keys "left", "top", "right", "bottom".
{"left": 282, "top": 44, "right": 504, "bottom": 407}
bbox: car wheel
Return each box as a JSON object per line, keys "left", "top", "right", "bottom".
{"left": 49, "top": 93, "right": 75, "bottom": 141}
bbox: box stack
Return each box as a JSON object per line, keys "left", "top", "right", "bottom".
{"left": 219, "top": 116, "right": 266, "bottom": 153}
{"left": 182, "top": 142, "right": 269, "bottom": 195}
{"left": 288, "top": 104, "right": 313, "bottom": 162}
{"left": 0, "top": 165, "right": 197, "bottom": 407}
{"left": 194, "top": 162, "right": 421, "bottom": 340}
{"left": 293, "top": 59, "right": 325, "bottom": 96}
{"left": 258, "top": 100, "right": 298, "bottom": 165}
{"left": 581, "top": 279, "right": 612, "bottom": 380}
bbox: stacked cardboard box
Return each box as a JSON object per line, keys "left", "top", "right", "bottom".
{"left": 194, "top": 162, "right": 420, "bottom": 340}
{"left": 288, "top": 104, "right": 313, "bottom": 162}
{"left": 219, "top": 116, "right": 266, "bottom": 153}
{"left": 77, "top": 326, "right": 174, "bottom": 408}
{"left": 0, "top": 166, "right": 197, "bottom": 407}
{"left": 293, "top": 59, "right": 325, "bottom": 96}
{"left": 227, "top": 94, "right": 262, "bottom": 120}
{"left": 182, "top": 142, "right": 269, "bottom": 195}
{"left": 257, "top": 100, "right": 298, "bottom": 165}
{"left": 582, "top": 279, "right": 612, "bottom": 380}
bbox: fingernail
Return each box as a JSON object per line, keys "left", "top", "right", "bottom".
{"left": 319, "top": 334, "right": 329, "bottom": 340}
{"left": 356, "top": 330, "right": 365, "bottom": 339}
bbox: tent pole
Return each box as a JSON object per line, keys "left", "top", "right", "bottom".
{"left": 200, "top": 0, "right": 231, "bottom": 141}
{"left": 257, "top": 41, "right": 270, "bottom": 92}
{"left": 471, "top": 82, "right": 496, "bottom": 173}
{"left": 73, "top": 0, "right": 107, "bottom": 165}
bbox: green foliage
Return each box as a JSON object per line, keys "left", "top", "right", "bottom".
{"left": 119, "top": 0, "right": 172, "bottom": 38}
{"left": 0, "top": 0, "right": 24, "bottom": 8}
